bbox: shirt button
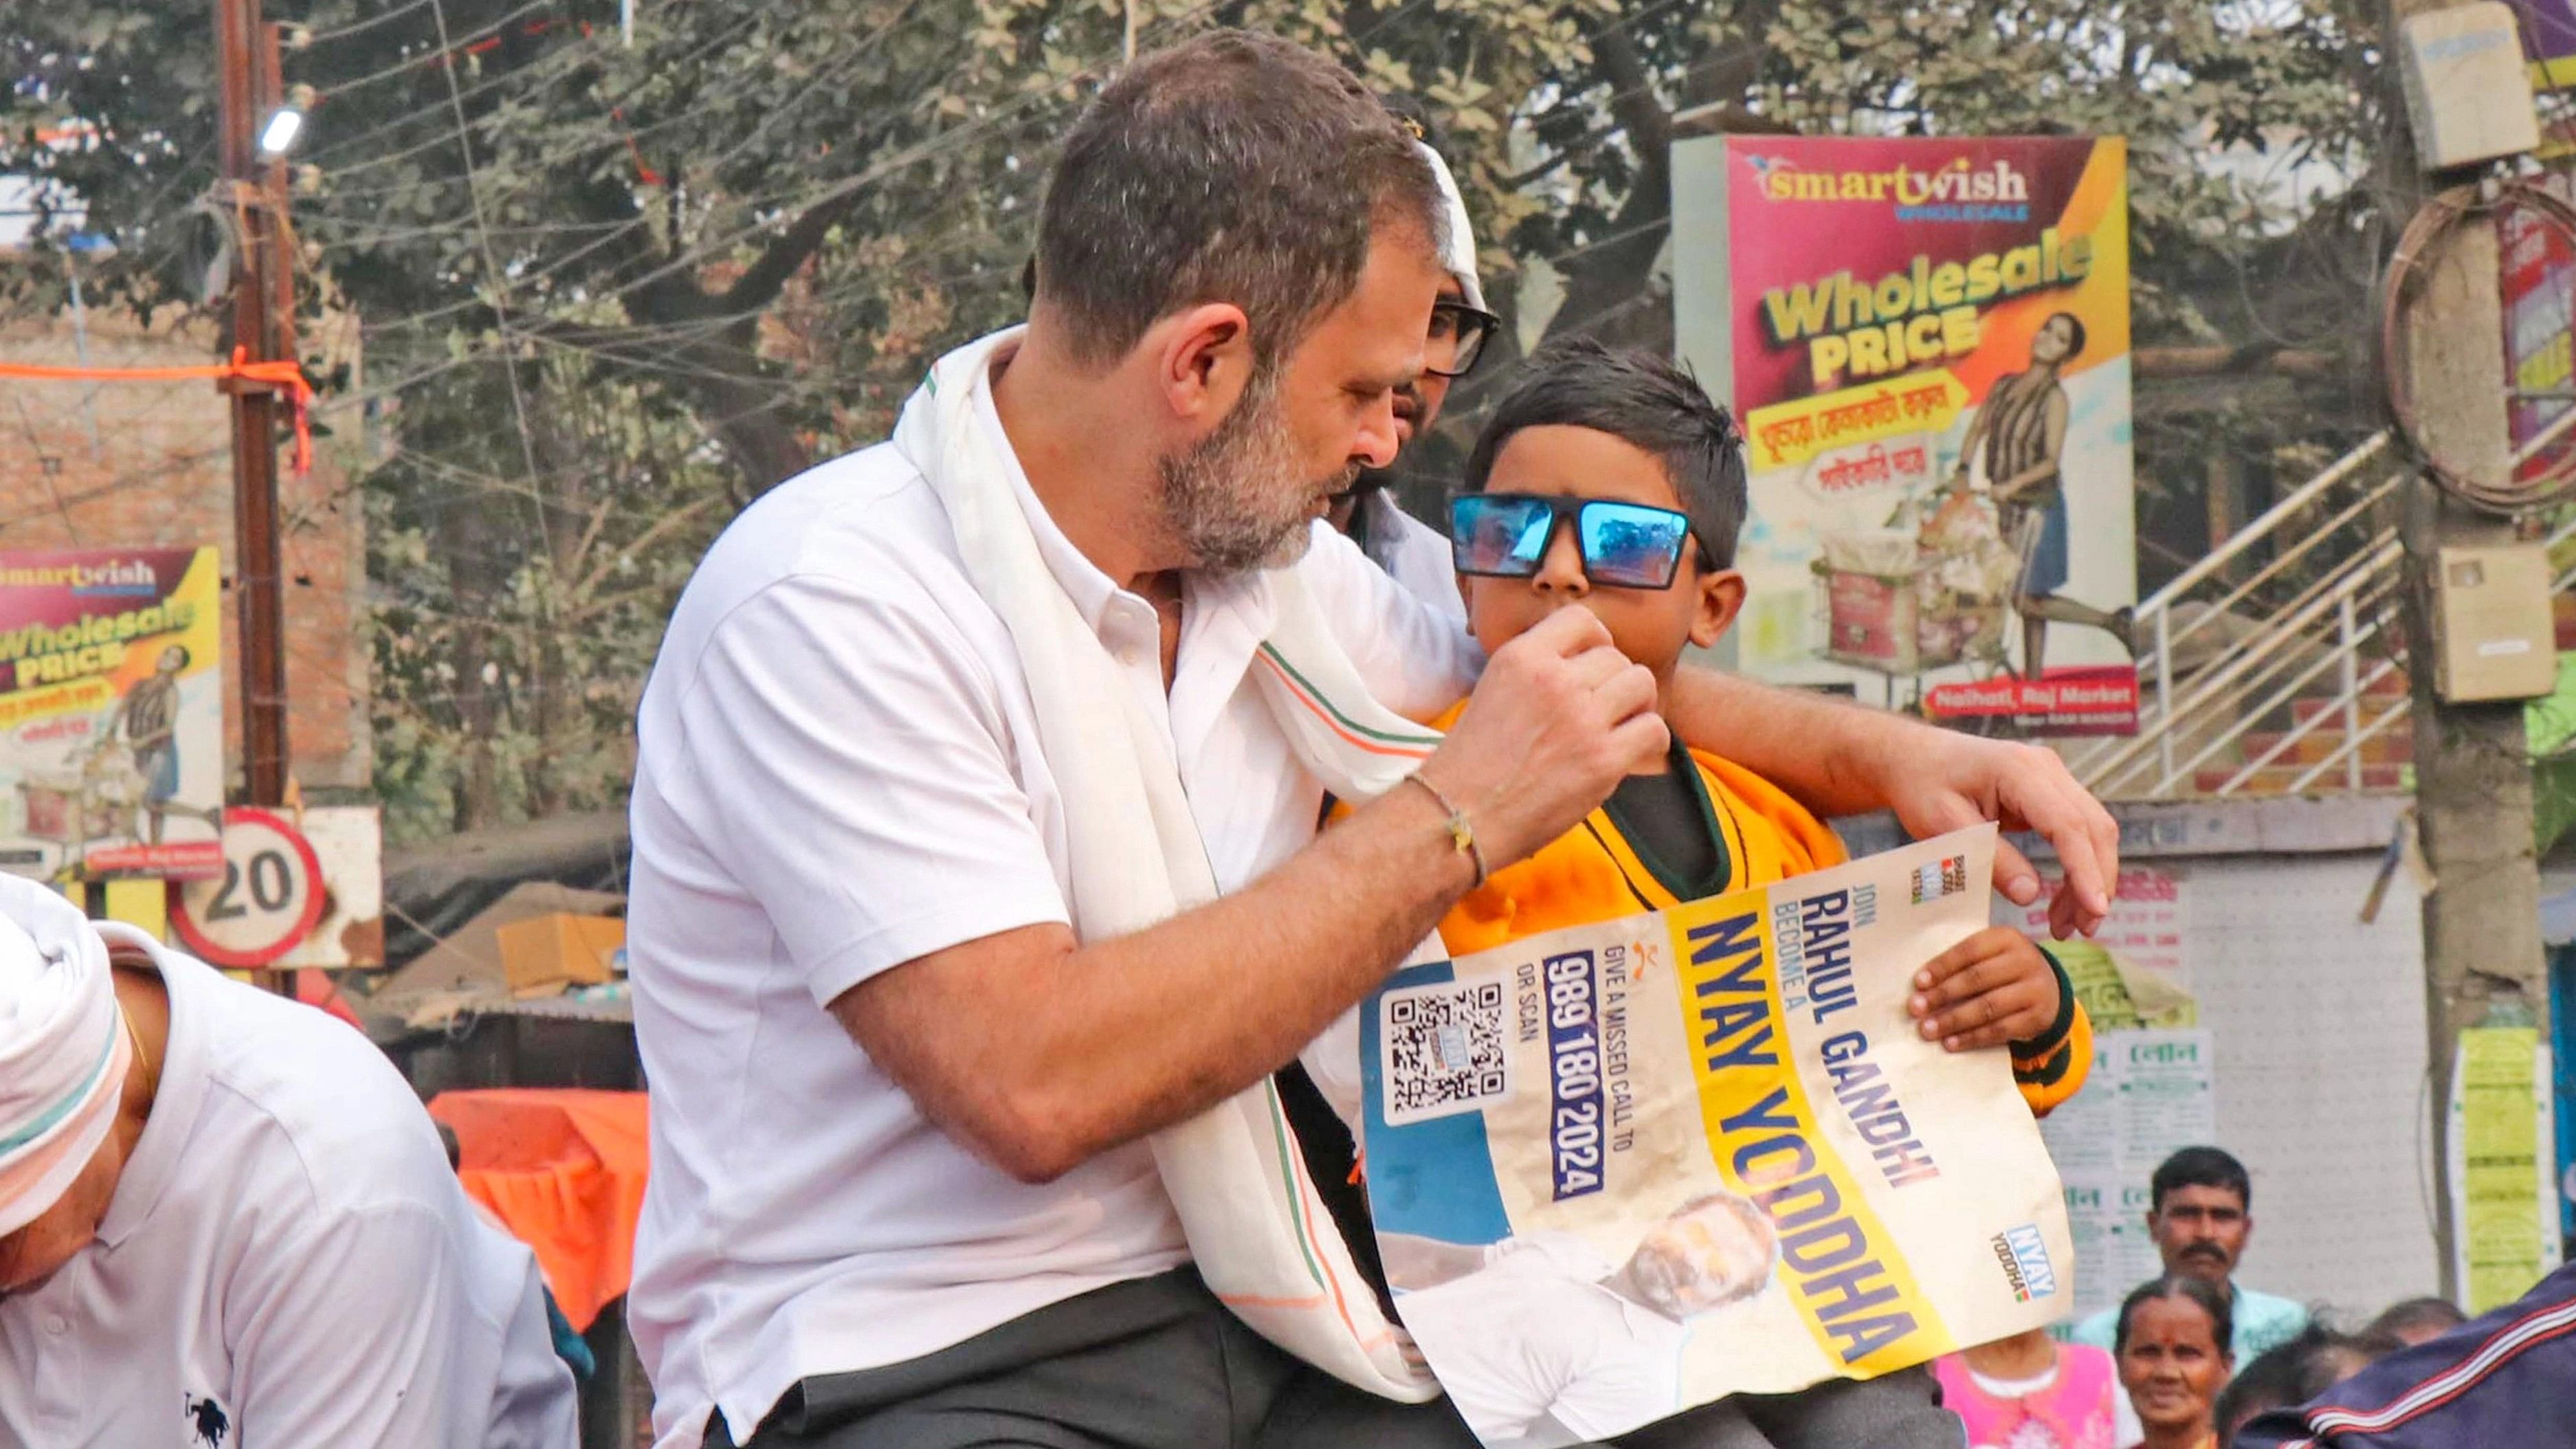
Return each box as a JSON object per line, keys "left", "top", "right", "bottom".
{"left": 41, "top": 1314, "right": 65, "bottom": 1336}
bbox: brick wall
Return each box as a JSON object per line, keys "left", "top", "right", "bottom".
{"left": 0, "top": 311, "right": 370, "bottom": 789}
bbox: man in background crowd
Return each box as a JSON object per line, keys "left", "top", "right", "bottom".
{"left": 2074, "top": 1147, "right": 2310, "bottom": 1364}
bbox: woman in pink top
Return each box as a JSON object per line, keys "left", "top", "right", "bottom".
{"left": 1935, "top": 1327, "right": 2121, "bottom": 1449}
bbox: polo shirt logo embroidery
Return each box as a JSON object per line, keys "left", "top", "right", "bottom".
{"left": 184, "top": 1392, "right": 230, "bottom": 1447}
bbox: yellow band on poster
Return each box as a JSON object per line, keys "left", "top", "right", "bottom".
{"left": 1667, "top": 895, "right": 1955, "bottom": 1375}
{"left": 1742, "top": 370, "right": 1971, "bottom": 474}
{"left": 0, "top": 677, "right": 114, "bottom": 728}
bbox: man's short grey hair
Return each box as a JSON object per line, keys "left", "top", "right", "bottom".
{"left": 1033, "top": 30, "right": 1445, "bottom": 370}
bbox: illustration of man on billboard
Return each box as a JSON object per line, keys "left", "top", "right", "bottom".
{"left": 109, "top": 643, "right": 190, "bottom": 845}
{"left": 1947, "top": 311, "right": 2133, "bottom": 681}
{"left": 1378, "top": 1193, "right": 1777, "bottom": 1445}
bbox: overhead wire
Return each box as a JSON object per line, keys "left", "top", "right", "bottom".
{"left": 298, "top": 0, "right": 441, "bottom": 45}
{"left": 425, "top": 0, "right": 546, "bottom": 505}
{"left": 311, "top": 0, "right": 1646, "bottom": 520}
{"left": 299, "top": 0, "right": 997, "bottom": 345}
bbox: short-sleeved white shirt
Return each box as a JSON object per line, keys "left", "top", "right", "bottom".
{"left": 0, "top": 936, "right": 577, "bottom": 1449}
{"left": 625, "top": 371, "right": 1482, "bottom": 1448}
{"left": 1355, "top": 489, "right": 1467, "bottom": 626}
{"left": 1392, "top": 1232, "right": 1689, "bottom": 1444}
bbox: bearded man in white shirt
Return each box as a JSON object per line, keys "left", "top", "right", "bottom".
{"left": 627, "top": 27, "right": 2118, "bottom": 1449}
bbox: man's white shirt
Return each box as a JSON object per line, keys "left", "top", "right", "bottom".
{"left": 0, "top": 935, "right": 576, "bottom": 1448}
{"left": 625, "top": 375, "right": 1481, "bottom": 1448}
{"left": 1355, "top": 487, "right": 1467, "bottom": 626}
{"left": 1392, "top": 1231, "right": 1687, "bottom": 1446}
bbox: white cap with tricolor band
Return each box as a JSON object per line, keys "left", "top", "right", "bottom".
{"left": 1414, "top": 141, "right": 1487, "bottom": 312}
{"left": 0, "top": 882, "right": 128, "bottom": 1239}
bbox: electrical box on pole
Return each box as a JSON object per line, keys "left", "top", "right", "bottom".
{"left": 2397, "top": 3, "right": 2542, "bottom": 168}
{"left": 2431, "top": 544, "right": 2558, "bottom": 702}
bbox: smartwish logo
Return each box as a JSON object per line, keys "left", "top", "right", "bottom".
{"left": 1746, "top": 155, "right": 2032, "bottom": 222}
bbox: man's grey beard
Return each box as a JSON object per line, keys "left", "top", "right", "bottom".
{"left": 1159, "top": 371, "right": 1357, "bottom": 575}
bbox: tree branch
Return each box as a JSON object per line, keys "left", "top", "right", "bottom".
{"left": 2135, "top": 344, "right": 2343, "bottom": 379}
{"left": 719, "top": 187, "right": 866, "bottom": 317}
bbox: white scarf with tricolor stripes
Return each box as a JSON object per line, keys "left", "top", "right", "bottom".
{"left": 892, "top": 327, "right": 1447, "bottom": 1402}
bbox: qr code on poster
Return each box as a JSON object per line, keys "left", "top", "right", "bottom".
{"left": 1380, "top": 977, "right": 1511, "bottom": 1127}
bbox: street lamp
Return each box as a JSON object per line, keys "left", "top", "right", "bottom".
{"left": 255, "top": 108, "right": 301, "bottom": 157}
{"left": 256, "top": 86, "right": 315, "bottom": 158}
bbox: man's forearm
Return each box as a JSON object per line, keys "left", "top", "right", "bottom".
{"left": 1663, "top": 666, "right": 1920, "bottom": 819}
{"left": 840, "top": 780, "right": 1476, "bottom": 1182}
{"left": 1663, "top": 663, "right": 2122, "bottom": 933}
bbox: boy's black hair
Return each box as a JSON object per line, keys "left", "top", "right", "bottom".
{"left": 2114, "top": 1272, "right": 2235, "bottom": 1360}
{"left": 2364, "top": 1295, "right": 2467, "bottom": 1343}
{"left": 2152, "top": 1144, "right": 2253, "bottom": 1213}
{"left": 1463, "top": 338, "right": 1748, "bottom": 569}
{"left": 2214, "top": 1322, "right": 2388, "bottom": 1445}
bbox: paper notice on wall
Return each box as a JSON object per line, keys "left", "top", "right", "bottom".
{"left": 2039, "top": 1035, "right": 2120, "bottom": 1177}
{"left": 2039, "top": 1028, "right": 2216, "bottom": 1322}
{"left": 2102, "top": 1180, "right": 2167, "bottom": 1300}
{"left": 2447, "top": 1027, "right": 2564, "bottom": 1312}
{"left": 2012, "top": 867, "right": 2191, "bottom": 1028}
{"left": 2118, "top": 1030, "right": 2217, "bottom": 1158}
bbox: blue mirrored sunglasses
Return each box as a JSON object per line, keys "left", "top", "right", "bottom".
{"left": 1450, "top": 494, "right": 1704, "bottom": 590}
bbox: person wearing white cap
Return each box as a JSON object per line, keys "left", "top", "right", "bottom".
{"left": 1324, "top": 120, "right": 1496, "bottom": 625}
{"left": 0, "top": 874, "right": 577, "bottom": 1447}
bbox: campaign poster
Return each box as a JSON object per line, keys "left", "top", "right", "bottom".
{"left": 0, "top": 548, "right": 224, "bottom": 880}
{"left": 1672, "top": 135, "right": 2138, "bottom": 735}
{"left": 1362, "top": 828, "right": 2071, "bottom": 1446}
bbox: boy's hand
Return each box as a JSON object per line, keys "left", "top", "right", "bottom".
{"left": 1907, "top": 926, "right": 2063, "bottom": 1053}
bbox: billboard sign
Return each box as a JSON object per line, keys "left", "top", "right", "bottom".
{"left": 1674, "top": 135, "right": 2138, "bottom": 735}
{"left": 0, "top": 547, "right": 223, "bottom": 879}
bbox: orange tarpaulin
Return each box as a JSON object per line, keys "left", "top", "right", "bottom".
{"left": 0, "top": 349, "right": 315, "bottom": 474}
{"left": 428, "top": 1088, "right": 649, "bottom": 1333}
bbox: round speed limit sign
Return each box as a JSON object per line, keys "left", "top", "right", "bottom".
{"left": 173, "top": 808, "right": 326, "bottom": 968}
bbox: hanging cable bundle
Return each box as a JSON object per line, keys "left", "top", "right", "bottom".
{"left": 2380, "top": 174, "right": 2576, "bottom": 513}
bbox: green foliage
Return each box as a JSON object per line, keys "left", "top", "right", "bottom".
{"left": 2, "top": 0, "right": 2384, "bottom": 839}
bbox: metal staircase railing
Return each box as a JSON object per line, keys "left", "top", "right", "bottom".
{"left": 2074, "top": 418, "right": 2576, "bottom": 801}
{"left": 2068, "top": 432, "right": 2406, "bottom": 799}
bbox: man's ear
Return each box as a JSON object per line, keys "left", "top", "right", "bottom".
{"left": 1152, "top": 303, "right": 1256, "bottom": 430}
{"left": 1688, "top": 567, "right": 1748, "bottom": 650}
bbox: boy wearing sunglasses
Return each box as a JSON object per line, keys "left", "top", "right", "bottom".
{"left": 1410, "top": 339, "right": 2089, "bottom": 1447}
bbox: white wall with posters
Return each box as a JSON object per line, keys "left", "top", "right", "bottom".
{"left": 1856, "top": 798, "right": 2441, "bottom": 1323}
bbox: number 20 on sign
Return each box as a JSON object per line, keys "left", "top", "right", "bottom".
{"left": 172, "top": 808, "right": 326, "bottom": 968}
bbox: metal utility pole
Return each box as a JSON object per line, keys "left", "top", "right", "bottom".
{"left": 2384, "top": 0, "right": 2553, "bottom": 1302}
{"left": 214, "top": 0, "right": 292, "bottom": 808}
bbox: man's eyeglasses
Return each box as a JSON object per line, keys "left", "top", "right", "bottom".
{"left": 1450, "top": 494, "right": 1706, "bottom": 590}
{"left": 1424, "top": 301, "right": 1499, "bottom": 379}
